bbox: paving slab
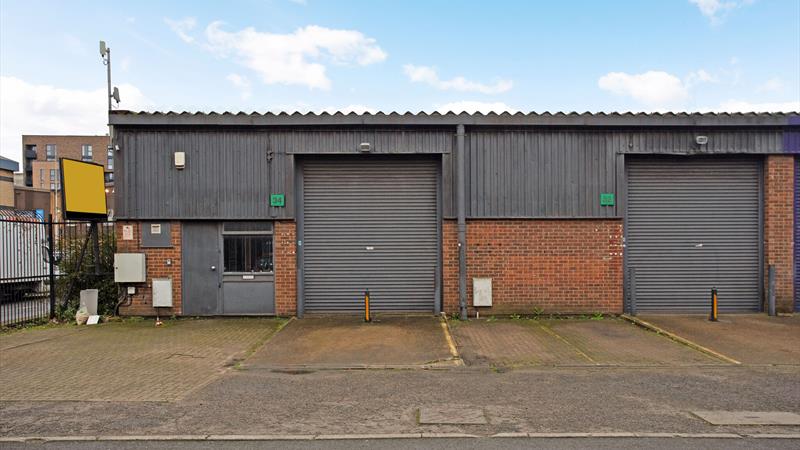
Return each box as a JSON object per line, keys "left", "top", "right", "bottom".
{"left": 449, "top": 320, "right": 590, "bottom": 367}
{"left": 638, "top": 314, "right": 800, "bottom": 365}
{"left": 0, "top": 318, "right": 284, "bottom": 401}
{"left": 244, "top": 315, "right": 452, "bottom": 368}
{"left": 693, "top": 411, "right": 800, "bottom": 426}
{"left": 450, "top": 317, "right": 721, "bottom": 367}
{"left": 550, "top": 319, "right": 722, "bottom": 366}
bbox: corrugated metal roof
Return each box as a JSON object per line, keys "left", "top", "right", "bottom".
{"left": 109, "top": 110, "right": 800, "bottom": 127}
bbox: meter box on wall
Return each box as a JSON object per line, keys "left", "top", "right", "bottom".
{"left": 473, "top": 277, "right": 493, "bottom": 307}
{"left": 114, "top": 253, "right": 146, "bottom": 283}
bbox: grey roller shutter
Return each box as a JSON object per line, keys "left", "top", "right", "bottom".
{"left": 627, "top": 157, "right": 761, "bottom": 312}
{"left": 795, "top": 156, "right": 799, "bottom": 312}
{"left": 302, "top": 158, "right": 437, "bottom": 313}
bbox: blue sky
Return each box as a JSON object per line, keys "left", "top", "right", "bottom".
{"left": 1, "top": 0, "right": 799, "bottom": 161}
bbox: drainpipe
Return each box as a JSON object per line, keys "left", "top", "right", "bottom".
{"left": 456, "top": 124, "right": 467, "bottom": 320}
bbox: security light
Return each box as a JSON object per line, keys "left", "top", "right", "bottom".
{"left": 360, "top": 142, "right": 371, "bottom": 152}
{"left": 112, "top": 87, "right": 120, "bottom": 104}
{"left": 695, "top": 135, "right": 708, "bottom": 145}
{"left": 99, "top": 40, "right": 107, "bottom": 57}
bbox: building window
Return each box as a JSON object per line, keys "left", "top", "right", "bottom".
{"left": 104, "top": 172, "right": 114, "bottom": 183}
{"left": 50, "top": 183, "right": 56, "bottom": 191}
{"left": 46, "top": 144, "right": 56, "bottom": 161}
{"left": 50, "top": 169, "right": 56, "bottom": 181}
{"left": 39, "top": 168, "right": 44, "bottom": 186}
{"left": 222, "top": 222, "right": 273, "bottom": 273}
{"left": 107, "top": 146, "right": 114, "bottom": 170}
{"left": 81, "top": 144, "right": 93, "bottom": 161}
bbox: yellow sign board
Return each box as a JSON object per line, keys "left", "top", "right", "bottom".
{"left": 59, "top": 158, "right": 107, "bottom": 220}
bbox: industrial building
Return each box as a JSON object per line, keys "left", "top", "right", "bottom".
{"left": 109, "top": 111, "right": 799, "bottom": 317}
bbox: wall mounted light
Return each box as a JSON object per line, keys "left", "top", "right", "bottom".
{"left": 174, "top": 151, "right": 186, "bottom": 169}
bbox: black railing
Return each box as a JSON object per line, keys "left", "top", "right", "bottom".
{"left": 0, "top": 210, "right": 116, "bottom": 327}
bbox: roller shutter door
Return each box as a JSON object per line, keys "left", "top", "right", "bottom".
{"left": 302, "top": 158, "right": 437, "bottom": 313}
{"left": 795, "top": 156, "right": 799, "bottom": 312}
{"left": 627, "top": 157, "right": 761, "bottom": 312}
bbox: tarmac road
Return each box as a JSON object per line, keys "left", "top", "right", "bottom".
{"left": 2, "top": 437, "right": 799, "bottom": 450}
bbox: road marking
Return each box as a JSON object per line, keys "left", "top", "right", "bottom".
{"left": 439, "top": 314, "right": 463, "bottom": 365}
{"left": 621, "top": 315, "right": 741, "bottom": 365}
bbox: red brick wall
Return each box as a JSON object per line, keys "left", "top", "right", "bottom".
{"left": 443, "top": 219, "right": 624, "bottom": 314}
{"left": 116, "top": 221, "right": 182, "bottom": 316}
{"left": 764, "top": 155, "right": 795, "bottom": 312}
{"left": 274, "top": 221, "right": 297, "bottom": 316}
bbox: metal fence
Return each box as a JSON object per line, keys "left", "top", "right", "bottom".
{"left": 0, "top": 209, "right": 116, "bottom": 327}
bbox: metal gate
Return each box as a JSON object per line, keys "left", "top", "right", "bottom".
{"left": 1, "top": 210, "right": 116, "bottom": 326}
{"left": 626, "top": 157, "right": 761, "bottom": 312}
{"left": 300, "top": 157, "right": 438, "bottom": 313}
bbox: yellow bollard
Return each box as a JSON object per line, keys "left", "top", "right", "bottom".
{"left": 364, "top": 289, "right": 371, "bottom": 323}
{"left": 709, "top": 288, "right": 718, "bottom": 321}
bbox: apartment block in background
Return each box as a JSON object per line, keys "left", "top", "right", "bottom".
{"left": 21, "top": 135, "right": 114, "bottom": 220}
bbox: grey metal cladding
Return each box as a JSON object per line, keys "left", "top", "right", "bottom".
{"left": 116, "top": 129, "right": 291, "bottom": 219}
{"left": 626, "top": 156, "right": 761, "bottom": 313}
{"left": 115, "top": 126, "right": 789, "bottom": 220}
{"left": 461, "top": 130, "right": 619, "bottom": 218}
{"left": 115, "top": 128, "right": 450, "bottom": 219}
{"left": 277, "top": 129, "right": 452, "bottom": 154}
{"left": 141, "top": 221, "right": 171, "bottom": 247}
{"left": 617, "top": 129, "right": 785, "bottom": 154}
{"left": 302, "top": 158, "right": 438, "bottom": 313}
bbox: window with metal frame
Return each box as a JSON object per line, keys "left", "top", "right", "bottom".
{"left": 46, "top": 144, "right": 56, "bottom": 161}
{"left": 107, "top": 146, "right": 114, "bottom": 169}
{"left": 222, "top": 222, "right": 273, "bottom": 273}
{"left": 81, "top": 144, "right": 93, "bottom": 161}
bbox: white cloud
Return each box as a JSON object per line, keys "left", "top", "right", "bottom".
{"left": 403, "top": 65, "right": 512, "bottom": 94}
{"left": 435, "top": 101, "right": 517, "bottom": 114}
{"left": 685, "top": 69, "right": 718, "bottom": 86}
{"left": 165, "top": 17, "right": 197, "bottom": 43}
{"left": 756, "top": 77, "right": 784, "bottom": 93}
{"left": 225, "top": 73, "right": 252, "bottom": 100}
{"left": 704, "top": 100, "right": 800, "bottom": 112}
{"left": 0, "top": 76, "right": 152, "bottom": 161}
{"left": 689, "top": 0, "right": 753, "bottom": 24}
{"left": 598, "top": 71, "right": 690, "bottom": 107}
{"left": 203, "top": 23, "right": 386, "bottom": 90}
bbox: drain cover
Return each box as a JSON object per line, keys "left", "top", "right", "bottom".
{"left": 418, "top": 407, "right": 487, "bottom": 425}
{"left": 692, "top": 411, "right": 800, "bottom": 425}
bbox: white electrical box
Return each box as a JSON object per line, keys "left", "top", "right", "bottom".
{"left": 114, "top": 253, "right": 146, "bottom": 283}
{"left": 152, "top": 278, "right": 173, "bottom": 307}
{"left": 473, "top": 277, "right": 493, "bottom": 307}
